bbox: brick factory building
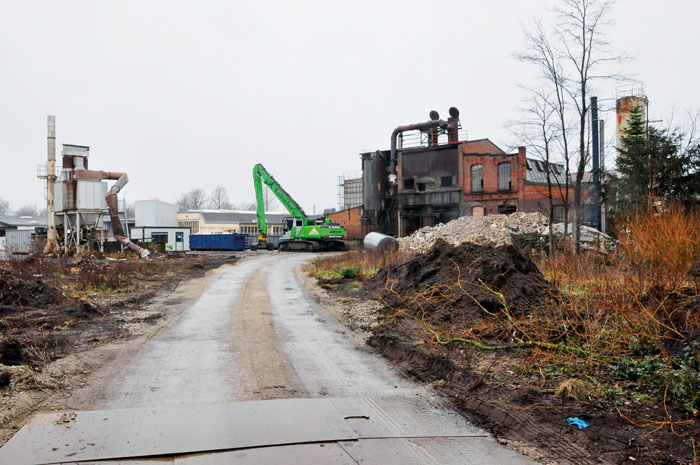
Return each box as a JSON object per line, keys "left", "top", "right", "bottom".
{"left": 327, "top": 206, "right": 362, "bottom": 240}
{"left": 360, "top": 108, "right": 574, "bottom": 237}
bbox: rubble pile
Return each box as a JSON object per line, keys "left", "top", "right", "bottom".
{"left": 398, "top": 212, "right": 548, "bottom": 252}
{"left": 367, "top": 239, "right": 554, "bottom": 323}
{"left": 551, "top": 223, "right": 616, "bottom": 252}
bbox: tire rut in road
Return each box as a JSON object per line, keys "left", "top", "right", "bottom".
{"left": 232, "top": 266, "right": 307, "bottom": 400}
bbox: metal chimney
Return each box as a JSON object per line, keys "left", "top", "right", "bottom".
{"left": 45, "top": 116, "right": 58, "bottom": 253}
{"left": 447, "top": 107, "right": 460, "bottom": 143}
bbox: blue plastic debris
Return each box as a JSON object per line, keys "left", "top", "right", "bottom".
{"left": 567, "top": 417, "right": 590, "bottom": 429}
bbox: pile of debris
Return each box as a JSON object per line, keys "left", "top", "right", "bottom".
{"left": 550, "top": 223, "right": 616, "bottom": 253}
{"left": 366, "top": 239, "right": 554, "bottom": 329}
{"left": 398, "top": 212, "right": 548, "bottom": 252}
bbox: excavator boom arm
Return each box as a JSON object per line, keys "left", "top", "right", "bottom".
{"left": 252, "top": 164, "right": 309, "bottom": 238}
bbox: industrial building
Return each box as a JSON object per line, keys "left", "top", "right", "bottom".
{"left": 0, "top": 215, "right": 47, "bottom": 256}
{"left": 130, "top": 200, "right": 191, "bottom": 252}
{"left": 360, "top": 107, "right": 574, "bottom": 237}
{"left": 37, "top": 116, "right": 149, "bottom": 258}
{"left": 177, "top": 210, "right": 287, "bottom": 236}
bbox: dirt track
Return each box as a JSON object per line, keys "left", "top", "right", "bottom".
{"left": 2, "top": 252, "right": 541, "bottom": 464}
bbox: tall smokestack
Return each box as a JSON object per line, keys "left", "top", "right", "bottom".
{"left": 45, "top": 116, "right": 58, "bottom": 253}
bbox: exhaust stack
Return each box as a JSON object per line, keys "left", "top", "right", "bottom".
{"left": 44, "top": 116, "right": 58, "bottom": 253}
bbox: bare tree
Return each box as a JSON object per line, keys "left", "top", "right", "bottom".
{"left": 556, "top": 0, "right": 626, "bottom": 252}
{"left": 508, "top": 88, "right": 562, "bottom": 254}
{"left": 518, "top": 0, "right": 626, "bottom": 251}
{"left": 176, "top": 189, "right": 208, "bottom": 211}
{"left": 15, "top": 204, "right": 40, "bottom": 216}
{"left": 209, "top": 185, "right": 232, "bottom": 210}
{"left": 0, "top": 196, "right": 9, "bottom": 215}
{"left": 518, "top": 19, "right": 575, "bottom": 240}
{"left": 236, "top": 201, "right": 257, "bottom": 211}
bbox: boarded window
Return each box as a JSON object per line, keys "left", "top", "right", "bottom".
{"left": 441, "top": 176, "right": 453, "bottom": 187}
{"left": 472, "top": 206, "right": 485, "bottom": 216}
{"left": 498, "top": 162, "right": 511, "bottom": 191}
{"left": 471, "top": 165, "right": 483, "bottom": 192}
{"left": 553, "top": 205, "right": 565, "bottom": 223}
{"left": 403, "top": 179, "right": 414, "bottom": 190}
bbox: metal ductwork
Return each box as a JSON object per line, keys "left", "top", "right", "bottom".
{"left": 390, "top": 116, "right": 449, "bottom": 178}
{"left": 388, "top": 108, "right": 461, "bottom": 180}
{"left": 104, "top": 173, "right": 149, "bottom": 259}
{"left": 73, "top": 170, "right": 151, "bottom": 259}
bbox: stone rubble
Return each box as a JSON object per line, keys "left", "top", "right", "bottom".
{"left": 398, "top": 212, "right": 549, "bottom": 252}
{"left": 398, "top": 213, "right": 616, "bottom": 253}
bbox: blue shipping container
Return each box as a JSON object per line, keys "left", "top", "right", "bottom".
{"left": 189, "top": 234, "right": 247, "bottom": 251}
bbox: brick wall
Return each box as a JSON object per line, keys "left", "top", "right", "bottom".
{"left": 327, "top": 207, "right": 362, "bottom": 240}
{"left": 460, "top": 147, "right": 525, "bottom": 215}
{"left": 460, "top": 146, "right": 574, "bottom": 217}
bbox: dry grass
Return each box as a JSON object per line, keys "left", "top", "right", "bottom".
{"left": 309, "top": 249, "right": 409, "bottom": 281}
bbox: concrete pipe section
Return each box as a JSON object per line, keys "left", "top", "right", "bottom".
{"left": 0, "top": 253, "right": 539, "bottom": 465}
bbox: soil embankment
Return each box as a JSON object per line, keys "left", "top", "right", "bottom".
{"left": 0, "top": 253, "right": 234, "bottom": 445}
{"left": 312, "top": 241, "right": 698, "bottom": 465}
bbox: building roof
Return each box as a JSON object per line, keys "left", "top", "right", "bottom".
{"left": 570, "top": 169, "right": 619, "bottom": 184}
{"left": 525, "top": 158, "right": 568, "bottom": 186}
{"left": 460, "top": 138, "right": 507, "bottom": 155}
{"left": 0, "top": 215, "right": 48, "bottom": 228}
{"left": 185, "top": 210, "right": 289, "bottom": 224}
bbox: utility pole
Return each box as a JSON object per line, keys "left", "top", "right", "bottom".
{"left": 590, "top": 97, "right": 601, "bottom": 231}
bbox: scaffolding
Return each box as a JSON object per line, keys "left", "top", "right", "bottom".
{"left": 337, "top": 172, "right": 363, "bottom": 211}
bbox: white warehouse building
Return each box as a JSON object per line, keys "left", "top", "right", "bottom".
{"left": 130, "top": 200, "right": 190, "bottom": 252}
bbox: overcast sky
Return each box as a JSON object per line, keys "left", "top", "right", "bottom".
{"left": 1, "top": 0, "right": 698, "bottom": 214}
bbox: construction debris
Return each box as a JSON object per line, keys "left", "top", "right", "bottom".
{"left": 550, "top": 223, "right": 616, "bottom": 252}
{"left": 397, "top": 213, "right": 617, "bottom": 253}
{"left": 398, "top": 212, "right": 548, "bottom": 252}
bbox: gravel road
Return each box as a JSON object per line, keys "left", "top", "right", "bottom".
{"left": 6, "top": 252, "right": 540, "bottom": 464}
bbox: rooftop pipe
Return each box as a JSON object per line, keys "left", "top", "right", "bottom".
{"left": 388, "top": 109, "right": 458, "bottom": 181}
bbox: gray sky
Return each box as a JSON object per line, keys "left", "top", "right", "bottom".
{"left": 1, "top": 0, "right": 698, "bottom": 214}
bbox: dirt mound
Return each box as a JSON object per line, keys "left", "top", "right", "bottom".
{"left": 367, "top": 239, "right": 553, "bottom": 327}
{"left": 0, "top": 270, "right": 101, "bottom": 366}
{"left": 0, "top": 270, "right": 66, "bottom": 307}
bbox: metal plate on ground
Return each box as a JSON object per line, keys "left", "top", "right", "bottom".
{"left": 174, "top": 443, "right": 357, "bottom": 464}
{"left": 330, "top": 397, "right": 486, "bottom": 438}
{"left": 338, "top": 437, "right": 540, "bottom": 465}
{"left": 0, "top": 398, "right": 358, "bottom": 465}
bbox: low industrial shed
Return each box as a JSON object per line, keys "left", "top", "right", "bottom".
{"left": 130, "top": 226, "right": 191, "bottom": 252}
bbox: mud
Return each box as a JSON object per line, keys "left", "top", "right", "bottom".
{"left": 0, "top": 253, "right": 236, "bottom": 446}
{"left": 365, "top": 240, "right": 554, "bottom": 338}
{"left": 312, "top": 241, "right": 698, "bottom": 464}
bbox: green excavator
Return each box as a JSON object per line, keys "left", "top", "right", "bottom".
{"left": 252, "top": 163, "right": 346, "bottom": 252}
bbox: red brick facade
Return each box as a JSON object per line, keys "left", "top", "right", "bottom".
{"left": 460, "top": 143, "right": 573, "bottom": 218}
{"left": 327, "top": 206, "right": 362, "bottom": 240}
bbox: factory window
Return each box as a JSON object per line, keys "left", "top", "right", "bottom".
{"left": 498, "top": 162, "right": 511, "bottom": 191}
{"left": 441, "top": 176, "right": 453, "bottom": 187}
{"left": 151, "top": 232, "right": 168, "bottom": 243}
{"left": 403, "top": 179, "right": 415, "bottom": 190}
{"left": 471, "top": 165, "right": 483, "bottom": 192}
{"left": 553, "top": 205, "right": 566, "bottom": 223}
{"left": 417, "top": 182, "right": 427, "bottom": 192}
{"left": 178, "top": 220, "right": 199, "bottom": 234}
